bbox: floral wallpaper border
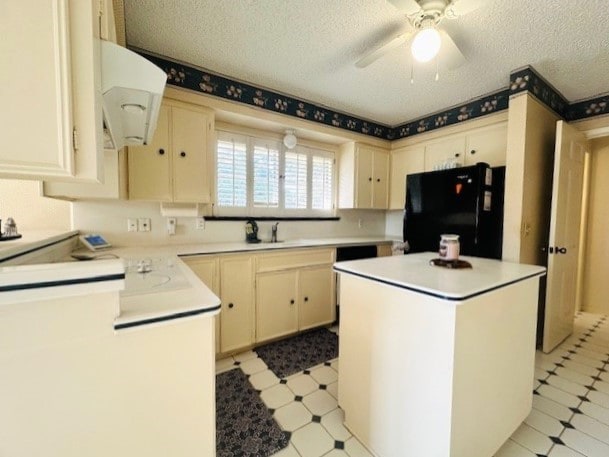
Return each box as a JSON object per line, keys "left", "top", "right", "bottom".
{"left": 509, "top": 66, "right": 609, "bottom": 121}
{"left": 137, "top": 50, "right": 608, "bottom": 141}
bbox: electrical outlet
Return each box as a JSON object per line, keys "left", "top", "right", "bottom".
{"left": 138, "top": 218, "right": 151, "bottom": 232}
{"left": 127, "top": 218, "right": 138, "bottom": 232}
{"left": 195, "top": 216, "right": 206, "bottom": 230}
{"left": 166, "top": 217, "right": 177, "bottom": 236}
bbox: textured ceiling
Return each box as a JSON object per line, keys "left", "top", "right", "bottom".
{"left": 124, "top": 0, "right": 609, "bottom": 126}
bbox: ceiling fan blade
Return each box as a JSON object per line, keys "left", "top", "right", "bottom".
{"left": 439, "top": 30, "right": 465, "bottom": 70}
{"left": 445, "top": 0, "right": 484, "bottom": 17}
{"left": 387, "top": 0, "right": 421, "bottom": 15}
{"left": 356, "top": 33, "right": 411, "bottom": 68}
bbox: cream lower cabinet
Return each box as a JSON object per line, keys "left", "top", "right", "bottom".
{"left": 219, "top": 256, "right": 255, "bottom": 353}
{"left": 256, "top": 248, "right": 336, "bottom": 344}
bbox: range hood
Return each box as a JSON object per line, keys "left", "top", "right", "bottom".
{"left": 101, "top": 41, "right": 167, "bottom": 150}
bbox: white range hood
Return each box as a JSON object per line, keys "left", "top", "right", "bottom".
{"left": 101, "top": 41, "right": 167, "bottom": 150}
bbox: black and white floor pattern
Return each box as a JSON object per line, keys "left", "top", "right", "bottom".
{"left": 216, "top": 314, "right": 609, "bottom": 457}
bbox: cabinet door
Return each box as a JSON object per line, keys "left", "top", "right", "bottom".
{"left": 299, "top": 266, "right": 335, "bottom": 331}
{"left": 424, "top": 136, "right": 466, "bottom": 171}
{"left": 220, "top": 256, "right": 254, "bottom": 353}
{"left": 172, "top": 106, "right": 211, "bottom": 203}
{"left": 256, "top": 271, "right": 299, "bottom": 343}
{"left": 183, "top": 256, "right": 220, "bottom": 353}
{"left": 128, "top": 104, "right": 172, "bottom": 201}
{"left": 1, "top": 0, "right": 102, "bottom": 181}
{"left": 355, "top": 146, "right": 374, "bottom": 208}
{"left": 389, "top": 145, "right": 425, "bottom": 210}
{"left": 377, "top": 244, "right": 393, "bottom": 257}
{"left": 464, "top": 124, "right": 508, "bottom": 167}
{"left": 372, "top": 149, "right": 389, "bottom": 209}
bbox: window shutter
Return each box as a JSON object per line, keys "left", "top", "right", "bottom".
{"left": 284, "top": 151, "right": 308, "bottom": 209}
{"left": 253, "top": 141, "right": 280, "bottom": 208}
{"left": 312, "top": 155, "right": 333, "bottom": 210}
{"left": 216, "top": 133, "right": 247, "bottom": 207}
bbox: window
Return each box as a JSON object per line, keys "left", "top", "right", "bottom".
{"left": 215, "top": 131, "right": 335, "bottom": 216}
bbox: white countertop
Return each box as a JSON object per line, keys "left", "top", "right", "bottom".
{"left": 334, "top": 252, "right": 546, "bottom": 300}
{"left": 0, "top": 230, "right": 79, "bottom": 262}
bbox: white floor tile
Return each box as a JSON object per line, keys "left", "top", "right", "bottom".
{"left": 274, "top": 401, "right": 313, "bottom": 432}
{"left": 494, "top": 439, "right": 537, "bottom": 457}
{"left": 555, "top": 367, "right": 595, "bottom": 387}
{"left": 321, "top": 408, "right": 352, "bottom": 441}
{"left": 260, "top": 384, "right": 295, "bottom": 409}
{"left": 580, "top": 341, "right": 609, "bottom": 356}
{"left": 524, "top": 408, "right": 564, "bottom": 436}
{"left": 535, "top": 367, "right": 550, "bottom": 381}
{"left": 249, "top": 369, "right": 280, "bottom": 390}
{"left": 600, "top": 371, "right": 609, "bottom": 383}
{"left": 568, "top": 353, "right": 605, "bottom": 369}
{"left": 310, "top": 365, "right": 338, "bottom": 385}
{"left": 233, "top": 350, "right": 258, "bottom": 362}
{"left": 323, "top": 450, "right": 349, "bottom": 456}
{"left": 510, "top": 423, "right": 553, "bottom": 455}
{"left": 239, "top": 357, "right": 268, "bottom": 375}
{"left": 561, "top": 427, "right": 609, "bottom": 457}
{"left": 291, "top": 422, "right": 334, "bottom": 457}
{"left": 330, "top": 359, "right": 339, "bottom": 372}
{"left": 215, "top": 356, "right": 236, "bottom": 374}
{"left": 287, "top": 374, "right": 319, "bottom": 396}
{"left": 344, "top": 437, "right": 373, "bottom": 457}
{"left": 574, "top": 347, "right": 607, "bottom": 361}
{"left": 546, "top": 374, "right": 589, "bottom": 397}
{"left": 571, "top": 413, "right": 609, "bottom": 445}
{"left": 327, "top": 382, "right": 338, "bottom": 399}
{"left": 548, "top": 444, "right": 586, "bottom": 456}
{"left": 271, "top": 443, "right": 301, "bottom": 457}
{"left": 303, "top": 390, "right": 338, "bottom": 416}
{"left": 588, "top": 390, "right": 609, "bottom": 409}
{"left": 532, "top": 395, "right": 573, "bottom": 422}
{"left": 328, "top": 325, "right": 339, "bottom": 334}
{"left": 537, "top": 384, "right": 582, "bottom": 408}
{"left": 579, "top": 401, "right": 609, "bottom": 426}
{"left": 593, "top": 379, "right": 609, "bottom": 395}
{"left": 562, "top": 359, "right": 600, "bottom": 377}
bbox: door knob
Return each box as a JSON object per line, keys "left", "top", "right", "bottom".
{"left": 180, "top": 151, "right": 186, "bottom": 157}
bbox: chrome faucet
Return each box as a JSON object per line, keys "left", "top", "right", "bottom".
{"left": 271, "top": 222, "right": 279, "bottom": 243}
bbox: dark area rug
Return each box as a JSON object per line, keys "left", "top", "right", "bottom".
{"left": 216, "top": 369, "right": 289, "bottom": 457}
{"left": 255, "top": 328, "right": 338, "bottom": 378}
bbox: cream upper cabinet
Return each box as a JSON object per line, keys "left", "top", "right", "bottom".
{"left": 464, "top": 123, "right": 508, "bottom": 167}
{"left": 1, "top": 0, "right": 104, "bottom": 182}
{"left": 389, "top": 145, "right": 425, "bottom": 210}
{"left": 256, "top": 270, "right": 299, "bottom": 342}
{"left": 219, "top": 256, "right": 255, "bottom": 353}
{"left": 424, "top": 136, "right": 466, "bottom": 171}
{"left": 128, "top": 100, "right": 214, "bottom": 203}
{"left": 339, "top": 143, "right": 389, "bottom": 209}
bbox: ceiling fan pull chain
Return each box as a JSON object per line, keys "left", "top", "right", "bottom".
{"left": 435, "top": 55, "right": 440, "bottom": 81}
{"left": 410, "top": 64, "right": 415, "bottom": 85}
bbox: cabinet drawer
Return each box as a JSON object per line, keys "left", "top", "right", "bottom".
{"left": 257, "top": 248, "right": 335, "bottom": 272}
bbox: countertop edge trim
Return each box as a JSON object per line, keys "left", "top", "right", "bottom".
{"left": 0, "top": 232, "right": 79, "bottom": 264}
{"left": 114, "top": 304, "right": 222, "bottom": 330}
{"left": 332, "top": 267, "right": 546, "bottom": 301}
{"left": 0, "top": 273, "right": 125, "bottom": 293}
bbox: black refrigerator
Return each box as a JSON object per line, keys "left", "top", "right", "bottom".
{"left": 403, "top": 163, "right": 505, "bottom": 260}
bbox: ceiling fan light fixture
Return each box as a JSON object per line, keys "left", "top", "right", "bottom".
{"left": 283, "top": 129, "right": 297, "bottom": 149}
{"left": 411, "top": 26, "right": 441, "bottom": 63}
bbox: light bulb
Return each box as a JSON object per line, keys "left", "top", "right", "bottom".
{"left": 283, "top": 130, "right": 297, "bottom": 149}
{"left": 411, "top": 27, "right": 441, "bottom": 63}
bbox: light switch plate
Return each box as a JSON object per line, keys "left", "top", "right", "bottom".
{"left": 127, "top": 218, "right": 138, "bottom": 232}
{"left": 138, "top": 218, "right": 151, "bottom": 232}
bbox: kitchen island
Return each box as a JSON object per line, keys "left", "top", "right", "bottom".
{"left": 334, "top": 253, "right": 546, "bottom": 457}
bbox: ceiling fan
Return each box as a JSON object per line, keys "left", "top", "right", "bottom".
{"left": 356, "top": 0, "right": 484, "bottom": 70}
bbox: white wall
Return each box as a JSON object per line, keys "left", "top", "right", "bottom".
{"left": 72, "top": 200, "right": 387, "bottom": 246}
{"left": 0, "top": 179, "right": 71, "bottom": 231}
{"left": 385, "top": 210, "right": 403, "bottom": 238}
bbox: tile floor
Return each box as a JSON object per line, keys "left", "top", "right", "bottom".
{"left": 216, "top": 313, "right": 609, "bottom": 457}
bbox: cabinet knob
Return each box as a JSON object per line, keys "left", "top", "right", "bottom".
{"left": 290, "top": 299, "right": 295, "bottom": 305}
{"left": 470, "top": 149, "right": 476, "bottom": 155}
{"left": 368, "top": 177, "right": 372, "bottom": 182}
{"left": 376, "top": 178, "right": 380, "bottom": 182}
{"left": 228, "top": 303, "right": 234, "bottom": 309}
{"left": 304, "top": 296, "right": 308, "bottom": 302}
{"left": 158, "top": 149, "right": 165, "bottom": 155}
{"left": 180, "top": 151, "right": 187, "bottom": 157}
{"left": 455, "top": 153, "right": 460, "bottom": 158}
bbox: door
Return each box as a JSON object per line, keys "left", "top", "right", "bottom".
{"left": 355, "top": 146, "right": 374, "bottom": 208}
{"left": 172, "top": 106, "right": 211, "bottom": 203}
{"left": 299, "top": 266, "right": 335, "bottom": 330}
{"left": 256, "top": 270, "right": 298, "bottom": 342}
{"left": 543, "top": 121, "right": 588, "bottom": 353}
{"left": 220, "top": 256, "right": 254, "bottom": 353}
{"left": 389, "top": 145, "right": 424, "bottom": 210}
